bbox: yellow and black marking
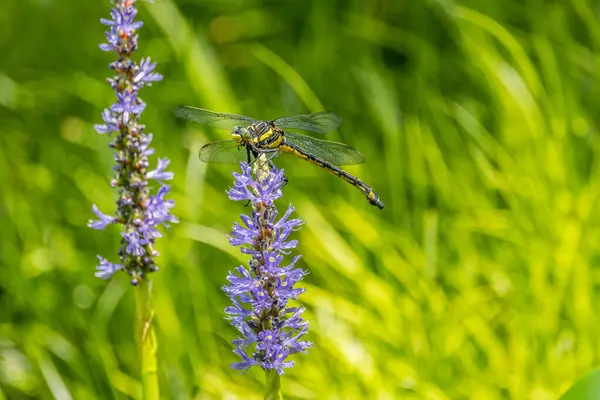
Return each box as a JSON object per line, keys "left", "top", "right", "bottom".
{"left": 275, "top": 132, "right": 385, "bottom": 209}
{"left": 248, "top": 122, "right": 283, "bottom": 150}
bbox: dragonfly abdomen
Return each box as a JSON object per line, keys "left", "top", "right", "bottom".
{"left": 280, "top": 140, "right": 385, "bottom": 209}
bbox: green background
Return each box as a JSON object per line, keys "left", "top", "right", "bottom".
{"left": 2, "top": 0, "right": 600, "bottom": 398}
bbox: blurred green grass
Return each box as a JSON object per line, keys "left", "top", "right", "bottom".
{"left": 2, "top": 0, "right": 600, "bottom": 398}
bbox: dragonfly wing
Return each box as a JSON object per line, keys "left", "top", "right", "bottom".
{"left": 273, "top": 111, "right": 342, "bottom": 134}
{"left": 174, "top": 106, "right": 256, "bottom": 130}
{"left": 198, "top": 141, "right": 249, "bottom": 164}
{"left": 283, "top": 132, "right": 365, "bottom": 166}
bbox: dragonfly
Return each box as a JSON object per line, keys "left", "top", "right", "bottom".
{"left": 174, "top": 105, "right": 385, "bottom": 209}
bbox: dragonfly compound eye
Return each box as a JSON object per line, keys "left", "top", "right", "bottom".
{"left": 232, "top": 127, "right": 244, "bottom": 144}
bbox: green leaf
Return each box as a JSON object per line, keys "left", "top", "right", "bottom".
{"left": 560, "top": 369, "right": 600, "bottom": 400}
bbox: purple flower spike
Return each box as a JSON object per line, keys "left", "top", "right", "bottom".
{"left": 90, "top": 0, "right": 177, "bottom": 285}
{"left": 223, "top": 159, "right": 312, "bottom": 375}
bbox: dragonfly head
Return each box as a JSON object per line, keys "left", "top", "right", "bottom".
{"left": 232, "top": 126, "right": 250, "bottom": 145}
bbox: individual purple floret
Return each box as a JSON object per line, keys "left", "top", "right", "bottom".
{"left": 223, "top": 159, "right": 312, "bottom": 375}
{"left": 89, "top": 0, "right": 177, "bottom": 285}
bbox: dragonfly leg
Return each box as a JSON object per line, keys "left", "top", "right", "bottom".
{"left": 266, "top": 151, "right": 279, "bottom": 167}
{"left": 262, "top": 151, "right": 288, "bottom": 187}
{"left": 249, "top": 149, "right": 288, "bottom": 189}
{"left": 249, "top": 149, "right": 277, "bottom": 166}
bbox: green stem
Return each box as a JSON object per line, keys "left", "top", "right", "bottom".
{"left": 264, "top": 369, "right": 282, "bottom": 400}
{"left": 134, "top": 280, "right": 159, "bottom": 400}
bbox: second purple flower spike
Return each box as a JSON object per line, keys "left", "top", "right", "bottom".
{"left": 223, "top": 158, "right": 312, "bottom": 376}
{"left": 89, "top": 0, "right": 177, "bottom": 285}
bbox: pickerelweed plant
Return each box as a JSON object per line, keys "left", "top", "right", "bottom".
{"left": 223, "top": 156, "right": 312, "bottom": 398}
{"left": 88, "top": 0, "right": 174, "bottom": 398}
{"left": 89, "top": 0, "right": 177, "bottom": 285}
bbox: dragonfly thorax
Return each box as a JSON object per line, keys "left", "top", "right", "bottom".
{"left": 248, "top": 120, "right": 272, "bottom": 135}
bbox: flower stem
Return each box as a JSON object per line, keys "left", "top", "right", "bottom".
{"left": 264, "top": 369, "right": 282, "bottom": 400}
{"left": 134, "top": 280, "right": 159, "bottom": 400}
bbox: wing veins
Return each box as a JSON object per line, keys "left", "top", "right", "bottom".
{"left": 174, "top": 106, "right": 256, "bottom": 130}
{"left": 273, "top": 111, "right": 342, "bottom": 134}
{"left": 283, "top": 132, "right": 365, "bottom": 166}
{"left": 198, "top": 140, "right": 247, "bottom": 164}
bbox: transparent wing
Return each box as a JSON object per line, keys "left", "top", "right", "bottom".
{"left": 273, "top": 111, "right": 342, "bottom": 134}
{"left": 284, "top": 132, "right": 365, "bottom": 166}
{"left": 174, "top": 106, "right": 256, "bottom": 130}
{"left": 198, "top": 141, "right": 250, "bottom": 164}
